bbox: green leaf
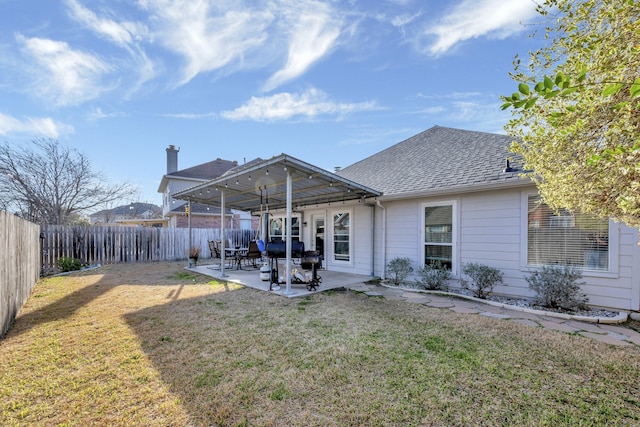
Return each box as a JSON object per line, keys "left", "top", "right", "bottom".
{"left": 554, "top": 73, "right": 564, "bottom": 85}
{"left": 518, "top": 83, "right": 530, "bottom": 95}
{"left": 577, "top": 68, "right": 587, "bottom": 83}
{"left": 534, "top": 82, "right": 545, "bottom": 93}
{"left": 630, "top": 78, "right": 640, "bottom": 97}
{"left": 500, "top": 102, "right": 511, "bottom": 111}
{"left": 544, "top": 76, "right": 554, "bottom": 90}
{"left": 524, "top": 97, "right": 537, "bottom": 109}
{"left": 613, "top": 101, "right": 629, "bottom": 110}
{"left": 602, "top": 83, "right": 623, "bottom": 97}
{"left": 561, "top": 87, "right": 578, "bottom": 96}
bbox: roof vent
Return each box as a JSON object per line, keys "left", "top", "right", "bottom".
{"left": 503, "top": 159, "right": 514, "bottom": 173}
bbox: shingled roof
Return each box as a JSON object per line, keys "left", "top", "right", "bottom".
{"left": 337, "top": 126, "right": 527, "bottom": 197}
{"left": 167, "top": 158, "right": 239, "bottom": 180}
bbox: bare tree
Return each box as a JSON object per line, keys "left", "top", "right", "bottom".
{"left": 0, "top": 138, "right": 137, "bottom": 225}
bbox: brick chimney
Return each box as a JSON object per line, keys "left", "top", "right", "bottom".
{"left": 166, "top": 145, "right": 179, "bottom": 174}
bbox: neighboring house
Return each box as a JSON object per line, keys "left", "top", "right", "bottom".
{"left": 157, "top": 145, "right": 255, "bottom": 229}
{"left": 175, "top": 126, "right": 640, "bottom": 312}
{"left": 90, "top": 202, "right": 164, "bottom": 226}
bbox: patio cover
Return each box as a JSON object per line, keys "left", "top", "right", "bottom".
{"left": 173, "top": 153, "right": 381, "bottom": 295}
{"left": 172, "top": 153, "right": 381, "bottom": 214}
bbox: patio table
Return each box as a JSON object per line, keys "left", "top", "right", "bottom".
{"left": 225, "top": 247, "right": 248, "bottom": 270}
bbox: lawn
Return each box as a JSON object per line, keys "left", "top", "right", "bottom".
{"left": 1, "top": 262, "right": 639, "bottom": 426}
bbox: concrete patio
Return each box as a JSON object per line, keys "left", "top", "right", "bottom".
{"left": 187, "top": 261, "right": 373, "bottom": 298}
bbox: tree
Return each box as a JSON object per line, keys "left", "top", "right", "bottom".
{"left": 501, "top": 0, "right": 640, "bottom": 229}
{"left": 0, "top": 138, "right": 137, "bottom": 225}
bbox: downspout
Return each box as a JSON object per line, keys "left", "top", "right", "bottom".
{"left": 370, "top": 202, "right": 375, "bottom": 277}
{"left": 188, "top": 199, "right": 192, "bottom": 265}
{"left": 376, "top": 199, "right": 386, "bottom": 280}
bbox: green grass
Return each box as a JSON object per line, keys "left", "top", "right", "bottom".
{"left": 1, "top": 261, "right": 639, "bottom": 426}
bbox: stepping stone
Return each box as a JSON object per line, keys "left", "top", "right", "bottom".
{"left": 402, "top": 292, "right": 427, "bottom": 299}
{"left": 579, "top": 331, "right": 630, "bottom": 346}
{"left": 349, "top": 284, "right": 374, "bottom": 292}
{"left": 538, "top": 320, "right": 579, "bottom": 333}
{"left": 565, "top": 320, "right": 606, "bottom": 334}
{"left": 364, "top": 291, "right": 384, "bottom": 297}
{"left": 449, "top": 306, "right": 481, "bottom": 314}
{"left": 480, "top": 311, "right": 511, "bottom": 319}
{"left": 423, "top": 301, "right": 455, "bottom": 308}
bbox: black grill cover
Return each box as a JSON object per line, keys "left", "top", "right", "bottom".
{"left": 266, "top": 240, "right": 305, "bottom": 258}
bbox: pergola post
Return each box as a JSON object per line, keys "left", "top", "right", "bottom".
{"left": 220, "top": 190, "right": 227, "bottom": 278}
{"left": 284, "top": 169, "right": 293, "bottom": 295}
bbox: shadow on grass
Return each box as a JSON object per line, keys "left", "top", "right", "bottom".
{"left": 5, "top": 262, "right": 217, "bottom": 339}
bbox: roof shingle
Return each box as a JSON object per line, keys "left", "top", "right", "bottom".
{"left": 337, "top": 126, "right": 525, "bottom": 196}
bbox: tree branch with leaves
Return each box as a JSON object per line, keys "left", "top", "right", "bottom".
{"left": 502, "top": 0, "right": 640, "bottom": 229}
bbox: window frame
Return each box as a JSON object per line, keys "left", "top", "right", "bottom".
{"left": 268, "top": 214, "right": 301, "bottom": 242}
{"left": 421, "top": 200, "right": 458, "bottom": 275}
{"left": 520, "top": 192, "right": 619, "bottom": 277}
{"left": 329, "top": 208, "right": 353, "bottom": 266}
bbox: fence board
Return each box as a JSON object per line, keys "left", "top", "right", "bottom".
{"left": 39, "top": 225, "right": 258, "bottom": 271}
{"left": 1, "top": 211, "right": 40, "bottom": 338}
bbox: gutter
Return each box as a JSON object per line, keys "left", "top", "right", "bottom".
{"left": 378, "top": 179, "right": 533, "bottom": 202}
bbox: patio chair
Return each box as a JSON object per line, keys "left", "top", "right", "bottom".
{"left": 242, "top": 240, "right": 263, "bottom": 268}
{"left": 209, "top": 240, "right": 232, "bottom": 269}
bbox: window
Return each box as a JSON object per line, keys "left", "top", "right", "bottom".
{"left": 268, "top": 216, "right": 300, "bottom": 241}
{"left": 423, "top": 203, "right": 454, "bottom": 270}
{"left": 527, "top": 195, "right": 609, "bottom": 271}
{"left": 333, "top": 211, "right": 350, "bottom": 262}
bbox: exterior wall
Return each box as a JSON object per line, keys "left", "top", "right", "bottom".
{"left": 373, "top": 186, "right": 640, "bottom": 312}
{"left": 299, "top": 202, "right": 375, "bottom": 277}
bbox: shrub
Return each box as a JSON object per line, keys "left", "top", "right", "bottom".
{"left": 189, "top": 246, "right": 201, "bottom": 258}
{"left": 526, "top": 265, "right": 589, "bottom": 311}
{"left": 57, "top": 257, "right": 82, "bottom": 272}
{"left": 416, "top": 261, "right": 451, "bottom": 291}
{"left": 461, "top": 262, "right": 503, "bottom": 299}
{"left": 386, "top": 257, "right": 413, "bottom": 286}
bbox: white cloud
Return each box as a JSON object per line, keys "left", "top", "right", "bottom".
{"left": 65, "top": 0, "right": 155, "bottom": 94}
{"left": 221, "top": 88, "right": 377, "bottom": 122}
{"left": 17, "top": 34, "right": 112, "bottom": 107}
{"left": 0, "top": 112, "right": 74, "bottom": 138}
{"left": 138, "top": 0, "right": 273, "bottom": 86}
{"left": 424, "top": 0, "right": 538, "bottom": 55}
{"left": 263, "top": 1, "right": 342, "bottom": 91}
{"left": 65, "top": 0, "right": 147, "bottom": 47}
{"left": 86, "top": 107, "right": 128, "bottom": 121}
{"left": 161, "top": 112, "right": 218, "bottom": 120}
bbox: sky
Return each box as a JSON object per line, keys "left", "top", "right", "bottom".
{"left": 0, "top": 0, "right": 543, "bottom": 208}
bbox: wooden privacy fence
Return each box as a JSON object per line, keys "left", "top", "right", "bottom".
{"left": 1, "top": 211, "right": 40, "bottom": 338}
{"left": 40, "top": 225, "right": 258, "bottom": 271}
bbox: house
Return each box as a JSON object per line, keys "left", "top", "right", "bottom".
{"left": 157, "top": 145, "right": 256, "bottom": 229}
{"left": 89, "top": 202, "right": 164, "bottom": 226}
{"left": 174, "top": 126, "right": 640, "bottom": 313}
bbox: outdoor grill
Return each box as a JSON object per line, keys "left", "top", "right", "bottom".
{"left": 266, "top": 242, "right": 322, "bottom": 291}
{"left": 265, "top": 240, "right": 305, "bottom": 258}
